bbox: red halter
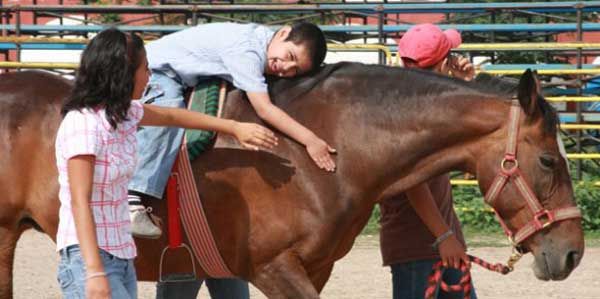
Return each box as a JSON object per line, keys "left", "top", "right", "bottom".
{"left": 483, "top": 101, "right": 582, "bottom": 247}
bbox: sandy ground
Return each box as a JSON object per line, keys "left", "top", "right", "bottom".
{"left": 12, "top": 231, "right": 600, "bottom": 299}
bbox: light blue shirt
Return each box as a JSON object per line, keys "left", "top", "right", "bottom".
{"left": 146, "top": 23, "right": 275, "bottom": 93}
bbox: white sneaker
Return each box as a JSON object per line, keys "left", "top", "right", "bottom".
{"left": 130, "top": 208, "right": 162, "bottom": 239}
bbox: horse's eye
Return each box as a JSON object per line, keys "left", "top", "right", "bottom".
{"left": 539, "top": 155, "right": 556, "bottom": 170}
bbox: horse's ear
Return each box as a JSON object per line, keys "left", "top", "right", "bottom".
{"left": 517, "top": 69, "right": 542, "bottom": 117}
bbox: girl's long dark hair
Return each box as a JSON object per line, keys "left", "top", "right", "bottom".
{"left": 62, "top": 28, "right": 145, "bottom": 129}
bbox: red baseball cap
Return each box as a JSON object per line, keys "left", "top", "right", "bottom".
{"left": 398, "top": 23, "right": 462, "bottom": 68}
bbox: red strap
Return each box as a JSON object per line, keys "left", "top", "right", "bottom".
{"left": 512, "top": 206, "right": 582, "bottom": 244}
{"left": 172, "top": 82, "right": 233, "bottom": 278}
{"left": 167, "top": 170, "right": 182, "bottom": 249}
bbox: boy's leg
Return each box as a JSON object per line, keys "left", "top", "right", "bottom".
{"left": 128, "top": 71, "right": 186, "bottom": 238}
{"left": 205, "top": 278, "right": 250, "bottom": 299}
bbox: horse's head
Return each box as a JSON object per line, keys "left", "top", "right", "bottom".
{"left": 476, "top": 70, "right": 584, "bottom": 281}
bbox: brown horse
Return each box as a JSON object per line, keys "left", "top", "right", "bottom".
{"left": 0, "top": 63, "right": 584, "bottom": 299}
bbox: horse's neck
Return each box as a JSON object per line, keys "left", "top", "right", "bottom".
{"left": 351, "top": 97, "right": 510, "bottom": 200}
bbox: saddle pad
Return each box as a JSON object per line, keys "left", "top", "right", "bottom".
{"left": 185, "top": 79, "right": 221, "bottom": 160}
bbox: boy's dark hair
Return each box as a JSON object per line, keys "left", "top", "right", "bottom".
{"left": 62, "top": 28, "right": 145, "bottom": 129}
{"left": 284, "top": 22, "right": 327, "bottom": 71}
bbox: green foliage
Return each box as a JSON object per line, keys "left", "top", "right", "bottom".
{"left": 362, "top": 181, "right": 600, "bottom": 236}
{"left": 448, "top": 0, "right": 595, "bottom": 64}
{"left": 361, "top": 204, "right": 380, "bottom": 235}
{"left": 452, "top": 186, "right": 501, "bottom": 233}
{"left": 574, "top": 181, "right": 600, "bottom": 231}
{"left": 82, "top": 0, "right": 122, "bottom": 24}
{"left": 453, "top": 181, "right": 600, "bottom": 232}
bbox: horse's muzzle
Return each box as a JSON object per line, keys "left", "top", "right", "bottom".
{"left": 532, "top": 246, "right": 583, "bottom": 281}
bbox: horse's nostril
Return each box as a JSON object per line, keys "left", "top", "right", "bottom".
{"left": 565, "top": 250, "right": 581, "bottom": 270}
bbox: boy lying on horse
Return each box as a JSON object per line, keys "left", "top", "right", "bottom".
{"left": 127, "top": 22, "right": 335, "bottom": 240}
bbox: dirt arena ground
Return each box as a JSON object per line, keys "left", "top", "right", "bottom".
{"left": 13, "top": 231, "right": 600, "bottom": 299}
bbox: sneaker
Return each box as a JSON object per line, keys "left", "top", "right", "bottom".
{"left": 130, "top": 207, "right": 162, "bottom": 239}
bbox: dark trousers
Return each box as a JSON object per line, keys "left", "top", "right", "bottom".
{"left": 203, "top": 278, "right": 250, "bottom": 299}
{"left": 391, "top": 259, "right": 477, "bottom": 299}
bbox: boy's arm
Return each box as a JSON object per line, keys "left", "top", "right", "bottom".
{"left": 406, "top": 183, "right": 469, "bottom": 269}
{"left": 247, "top": 91, "right": 336, "bottom": 172}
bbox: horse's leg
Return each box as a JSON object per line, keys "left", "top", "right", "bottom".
{"left": 310, "top": 264, "right": 334, "bottom": 293}
{"left": 252, "top": 252, "right": 320, "bottom": 299}
{"left": 0, "top": 226, "right": 20, "bottom": 299}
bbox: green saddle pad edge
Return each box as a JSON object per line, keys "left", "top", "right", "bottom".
{"left": 185, "top": 79, "right": 220, "bottom": 161}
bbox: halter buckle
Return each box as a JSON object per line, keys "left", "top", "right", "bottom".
{"left": 534, "top": 210, "right": 554, "bottom": 229}
{"left": 500, "top": 156, "right": 519, "bottom": 175}
{"left": 507, "top": 235, "right": 517, "bottom": 247}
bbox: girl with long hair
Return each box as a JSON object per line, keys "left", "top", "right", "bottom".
{"left": 55, "top": 28, "right": 277, "bottom": 299}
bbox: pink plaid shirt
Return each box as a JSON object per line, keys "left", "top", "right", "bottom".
{"left": 55, "top": 100, "right": 144, "bottom": 259}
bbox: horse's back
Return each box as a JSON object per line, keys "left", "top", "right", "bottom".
{"left": 0, "top": 71, "right": 70, "bottom": 124}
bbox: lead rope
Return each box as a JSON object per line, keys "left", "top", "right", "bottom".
{"left": 424, "top": 252, "right": 521, "bottom": 299}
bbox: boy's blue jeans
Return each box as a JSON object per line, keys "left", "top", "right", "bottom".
{"left": 57, "top": 245, "right": 137, "bottom": 299}
{"left": 128, "top": 71, "right": 187, "bottom": 199}
{"left": 390, "top": 259, "right": 477, "bottom": 299}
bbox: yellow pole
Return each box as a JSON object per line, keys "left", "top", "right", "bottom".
{"left": 0, "top": 61, "right": 78, "bottom": 69}
{"left": 327, "top": 44, "right": 393, "bottom": 65}
{"left": 478, "top": 69, "right": 600, "bottom": 75}
{"left": 560, "top": 124, "right": 600, "bottom": 130}
{"left": 546, "top": 97, "right": 600, "bottom": 102}
{"left": 459, "top": 43, "right": 600, "bottom": 50}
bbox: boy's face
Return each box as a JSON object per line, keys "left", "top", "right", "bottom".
{"left": 266, "top": 26, "right": 313, "bottom": 78}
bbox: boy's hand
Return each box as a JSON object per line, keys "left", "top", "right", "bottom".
{"left": 438, "top": 235, "right": 470, "bottom": 269}
{"left": 449, "top": 55, "right": 475, "bottom": 81}
{"left": 306, "top": 137, "right": 336, "bottom": 172}
{"left": 233, "top": 122, "right": 278, "bottom": 151}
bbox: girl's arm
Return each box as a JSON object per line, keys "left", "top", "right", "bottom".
{"left": 406, "top": 183, "right": 469, "bottom": 269}
{"left": 246, "top": 91, "right": 336, "bottom": 172}
{"left": 67, "top": 155, "right": 111, "bottom": 299}
{"left": 139, "top": 104, "right": 278, "bottom": 151}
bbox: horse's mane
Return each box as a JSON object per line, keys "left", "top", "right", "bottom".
{"left": 472, "top": 73, "right": 519, "bottom": 96}
{"left": 267, "top": 62, "right": 557, "bottom": 135}
{"left": 268, "top": 62, "right": 517, "bottom": 102}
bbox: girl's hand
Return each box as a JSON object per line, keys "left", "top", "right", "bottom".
{"left": 438, "top": 234, "right": 470, "bottom": 269}
{"left": 306, "top": 137, "right": 336, "bottom": 172}
{"left": 86, "top": 275, "right": 111, "bottom": 299}
{"left": 233, "top": 122, "right": 278, "bottom": 151}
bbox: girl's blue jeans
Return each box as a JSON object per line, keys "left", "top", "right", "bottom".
{"left": 57, "top": 245, "right": 137, "bottom": 299}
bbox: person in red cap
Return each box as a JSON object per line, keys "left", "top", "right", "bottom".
{"left": 379, "top": 23, "right": 477, "bottom": 299}
{"left": 398, "top": 23, "right": 474, "bottom": 79}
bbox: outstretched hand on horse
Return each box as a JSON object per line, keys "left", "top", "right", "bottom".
{"left": 233, "top": 122, "right": 279, "bottom": 151}
{"left": 306, "top": 136, "right": 337, "bottom": 172}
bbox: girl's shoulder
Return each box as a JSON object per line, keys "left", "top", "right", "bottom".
{"left": 57, "top": 107, "right": 109, "bottom": 143}
{"left": 127, "top": 100, "right": 144, "bottom": 123}
{"left": 61, "top": 108, "right": 103, "bottom": 131}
